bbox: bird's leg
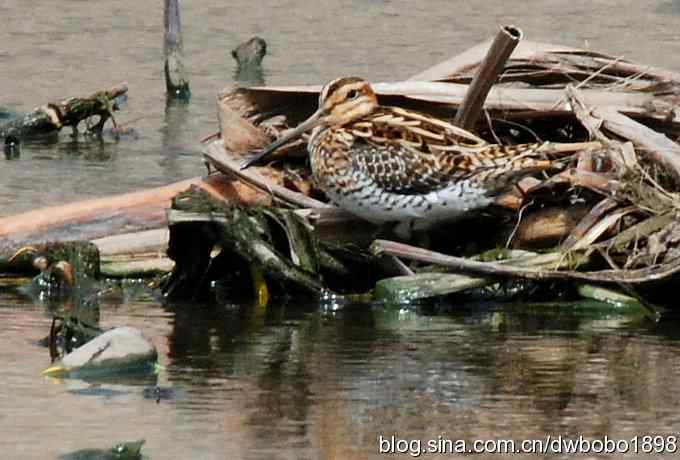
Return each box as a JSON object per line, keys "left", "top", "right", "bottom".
{"left": 512, "top": 182, "right": 529, "bottom": 204}
{"left": 391, "top": 221, "right": 434, "bottom": 272}
{"left": 393, "top": 221, "right": 415, "bottom": 241}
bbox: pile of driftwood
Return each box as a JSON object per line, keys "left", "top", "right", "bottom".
{"left": 3, "top": 27, "right": 680, "bottom": 310}
{"left": 186, "top": 28, "right": 680, "bottom": 307}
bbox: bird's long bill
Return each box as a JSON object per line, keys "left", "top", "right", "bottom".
{"left": 241, "top": 108, "right": 324, "bottom": 169}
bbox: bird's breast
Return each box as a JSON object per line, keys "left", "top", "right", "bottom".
{"left": 309, "top": 128, "right": 353, "bottom": 187}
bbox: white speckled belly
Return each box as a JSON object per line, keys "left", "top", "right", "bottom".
{"left": 322, "top": 172, "right": 493, "bottom": 228}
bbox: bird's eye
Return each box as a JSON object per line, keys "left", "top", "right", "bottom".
{"left": 347, "top": 89, "right": 359, "bottom": 100}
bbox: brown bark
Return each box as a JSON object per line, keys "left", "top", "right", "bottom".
{"left": 597, "top": 107, "right": 680, "bottom": 181}
{"left": 218, "top": 81, "right": 679, "bottom": 127}
{"left": 454, "top": 25, "right": 522, "bottom": 129}
{"left": 217, "top": 89, "right": 270, "bottom": 154}
{"left": 410, "top": 39, "right": 680, "bottom": 84}
{"left": 0, "top": 174, "right": 270, "bottom": 262}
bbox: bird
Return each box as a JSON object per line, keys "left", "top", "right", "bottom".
{"left": 242, "top": 76, "right": 566, "bottom": 237}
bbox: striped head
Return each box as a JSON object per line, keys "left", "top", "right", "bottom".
{"left": 241, "top": 77, "right": 379, "bottom": 168}
{"left": 316, "top": 77, "right": 379, "bottom": 126}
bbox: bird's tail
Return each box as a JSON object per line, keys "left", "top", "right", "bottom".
{"left": 463, "top": 141, "right": 562, "bottom": 193}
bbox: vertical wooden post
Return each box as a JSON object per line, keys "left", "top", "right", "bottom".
{"left": 164, "top": 0, "right": 191, "bottom": 100}
{"left": 453, "top": 25, "right": 522, "bottom": 130}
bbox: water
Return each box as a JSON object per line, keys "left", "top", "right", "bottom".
{"left": 2, "top": 0, "right": 680, "bottom": 458}
{"left": 2, "top": 0, "right": 680, "bottom": 216}
{"left": 4, "top": 293, "right": 680, "bottom": 459}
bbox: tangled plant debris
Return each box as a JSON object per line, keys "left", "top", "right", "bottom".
{"left": 190, "top": 33, "right": 680, "bottom": 308}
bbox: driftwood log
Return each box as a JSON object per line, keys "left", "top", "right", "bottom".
{"left": 410, "top": 39, "right": 680, "bottom": 85}
{"left": 0, "top": 174, "right": 271, "bottom": 271}
{"left": 0, "top": 83, "right": 128, "bottom": 139}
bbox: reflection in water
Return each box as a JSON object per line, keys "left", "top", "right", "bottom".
{"left": 3, "top": 135, "right": 21, "bottom": 159}
{"left": 57, "top": 135, "right": 114, "bottom": 162}
{"left": 163, "top": 300, "right": 680, "bottom": 458}
{"left": 160, "top": 98, "right": 191, "bottom": 175}
{"left": 234, "top": 65, "right": 266, "bottom": 87}
{"left": 3, "top": 289, "right": 680, "bottom": 458}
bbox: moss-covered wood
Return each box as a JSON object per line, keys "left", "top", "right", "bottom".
{"left": 5, "top": 241, "right": 100, "bottom": 279}
{"left": 162, "top": 186, "right": 379, "bottom": 301}
{"left": 0, "top": 83, "right": 127, "bottom": 139}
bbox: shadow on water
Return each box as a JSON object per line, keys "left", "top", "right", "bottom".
{"left": 5, "top": 130, "right": 129, "bottom": 162}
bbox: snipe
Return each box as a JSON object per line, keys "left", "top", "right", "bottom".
{"left": 243, "top": 77, "right": 562, "bottom": 235}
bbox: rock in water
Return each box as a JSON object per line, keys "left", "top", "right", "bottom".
{"left": 232, "top": 36, "right": 267, "bottom": 66}
{"left": 58, "top": 439, "right": 145, "bottom": 460}
{"left": 43, "top": 327, "right": 157, "bottom": 377}
{"left": 4, "top": 135, "right": 20, "bottom": 159}
{"left": 232, "top": 36, "right": 267, "bottom": 85}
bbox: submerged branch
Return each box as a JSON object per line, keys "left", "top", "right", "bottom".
{"left": 370, "top": 239, "right": 680, "bottom": 284}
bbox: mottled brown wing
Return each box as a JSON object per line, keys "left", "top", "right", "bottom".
{"left": 346, "top": 107, "right": 481, "bottom": 194}
{"left": 348, "top": 140, "right": 451, "bottom": 195}
{"left": 353, "top": 107, "right": 488, "bottom": 154}
{"left": 437, "top": 142, "right": 554, "bottom": 193}
{"left": 347, "top": 107, "right": 551, "bottom": 195}
{"left": 347, "top": 107, "right": 552, "bottom": 194}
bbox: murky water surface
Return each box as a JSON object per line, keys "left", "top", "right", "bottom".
{"left": 2, "top": 1, "right": 680, "bottom": 459}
